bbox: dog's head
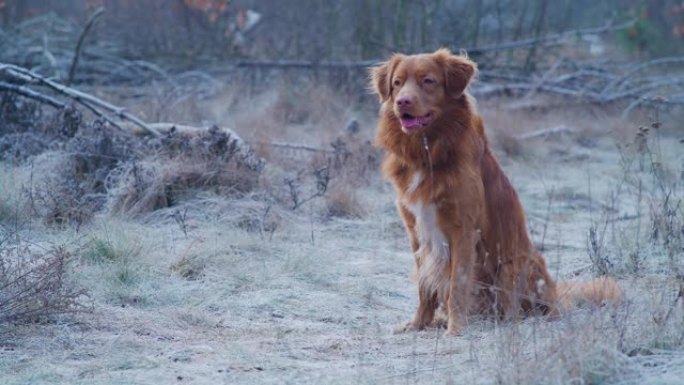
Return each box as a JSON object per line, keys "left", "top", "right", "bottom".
{"left": 370, "top": 49, "right": 477, "bottom": 134}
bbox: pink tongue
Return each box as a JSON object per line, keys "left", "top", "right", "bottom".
{"left": 401, "top": 116, "right": 421, "bottom": 129}
{"left": 401, "top": 114, "right": 432, "bottom": 130}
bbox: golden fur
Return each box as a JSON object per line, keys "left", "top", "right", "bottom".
{"left": 370, "top": 49, "right": 620, "bottom": 336}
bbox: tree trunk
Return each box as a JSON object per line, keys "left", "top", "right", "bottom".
{"left": 394, "top": 0, "right": 408, "bottom": 52}
{"left": 470, "top": 0, "right": 483, "bottom": 47}
{"left": 524, "top": 0, "right": 548, "bottom": 72}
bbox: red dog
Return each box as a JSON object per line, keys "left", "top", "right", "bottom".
{"left": 370, "top": 49, "right": 619, "bottom": 336}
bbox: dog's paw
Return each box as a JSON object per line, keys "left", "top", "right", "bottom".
{"left": 392, "top": 321, "right": 421, "bottom": 334}
{"left": 444, "top": 322, "right": 464, "bottom": 337}
{"left": 546, "top": 306, "right": 561, "bottom": 321}
{"left": 443, "top": 328, "right": 463, "bottom": 337}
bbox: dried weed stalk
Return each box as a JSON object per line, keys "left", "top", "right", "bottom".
{"left": 0, "top": 239, "right": 89, "bottom": 324}
{"left": 588, "top": 103, "right": 683, "bottom": 276}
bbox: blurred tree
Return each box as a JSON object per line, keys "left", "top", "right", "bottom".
{"left": 616, "top": 0, "right": 684, "bottom": 57}
{"left": 1, "top": 0, "right": 683, "bottom": 62}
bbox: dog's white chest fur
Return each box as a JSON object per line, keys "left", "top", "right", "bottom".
{"left": 403, "top": 172, "right": 450, "bottom": 297}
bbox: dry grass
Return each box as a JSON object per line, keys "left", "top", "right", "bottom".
{"left": 325, "top": 182, "right": 365, "bottom": 219}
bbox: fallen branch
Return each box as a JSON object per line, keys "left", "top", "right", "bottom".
{"left": 516, "top": 125, "right": 571, "bottom": 140}
{"left": 237, "top": 59, "right": 376, "bottom": 70}
{"left": 255, "top": 141, "right": 333, "bottom": 154}
{"left": 602, "top": 56, "right": 684, "bottom": 97}
{"left": 464, "top": 19, "right": 636, "bottom": 54}
{"left": 0, "top": 63, "right": 160, "bottom": 136}
{"left": 0, "top": 81, "right": 65, "bottom": 109}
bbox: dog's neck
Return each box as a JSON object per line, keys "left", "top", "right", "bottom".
{"left": 376, "top": 102, "right": 473, "bottom": 171}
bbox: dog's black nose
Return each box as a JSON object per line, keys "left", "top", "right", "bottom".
{"left": 396, "top": 97, "right": 412, "bottom": 108}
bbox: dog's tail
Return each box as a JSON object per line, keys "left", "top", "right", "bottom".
{"left": 557, "top": 276, "right": 621, "bottom": 311}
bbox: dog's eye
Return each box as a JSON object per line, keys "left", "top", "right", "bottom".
{"left": 393, "top": 79, "right": 402, "bottom": 87}
{"left": 423, "top": 78, "right": 436, "bottom": 85}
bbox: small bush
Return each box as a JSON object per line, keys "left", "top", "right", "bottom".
{"left": 325, "top": 183, "right": 364, "bottom": 219}
{"left": 496, "top": 129, "right": 525, "bottom": 158}
{"left": 0, "top": 241, "right": 88, "bottom": 324}
{"left": 30, "top": 175, "right": 102, "bottom": 229}
{"left": 106, "top": 126, "right": 263, "bottom": 215}
{"left": 171, "top": 254, "right": 206, "bottom": 281}
{"left": 82, "top": 237, "right": 122, "bottom": 263}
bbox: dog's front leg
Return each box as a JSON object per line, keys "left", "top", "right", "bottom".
{"left": 393, "top": 279, "right": 438, "bottom": 333}
{"left": 398, "top": 203, "right": 419, "bottom": 253}
{"left": 393, "top": 203, "right": 439, "bottom": 333}
{"left": 445, "top": 228, "right": 479, "bottom": 336}
{"left": 401, "top": 289, "right": 439, "bottom": 333}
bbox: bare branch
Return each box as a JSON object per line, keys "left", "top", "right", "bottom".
{"left": 67, "top": 7, "right": 105, "bottom": 86}
{"left": 516, "top": 125, "right": 571, "bottom": 140}
{"left": 0, "top": 81, "right": 65, "bottom": 109}
{"left": 0, "top": 63, "right": 160, "bottom": 136}
{"left": 463, "top": 19, "right": 636, "bottom": 54}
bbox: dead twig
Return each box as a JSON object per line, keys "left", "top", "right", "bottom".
{"left": 255, "top": 141, "right": 333, "bottom": 154}
{"left": 516, "top": 126, "right": 570, "bottom": 140}
{"left": 67, "top": 7, "right": 105, "bottom": 86}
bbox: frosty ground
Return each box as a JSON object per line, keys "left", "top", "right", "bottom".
{"left": 1, "top": 88, "right": 683, "bottom": 385}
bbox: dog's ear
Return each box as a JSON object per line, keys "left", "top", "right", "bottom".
{"left": 434, "top": 49, "right": 477, "bottom": 98}
{"left": 369, "top": 54, "right": 404, "bottom": 102}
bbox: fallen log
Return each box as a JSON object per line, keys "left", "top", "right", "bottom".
{"left": 0, "top": 81, "right": 65, "bottom": 109}
{"left": 0, "top": 62, "right": 160, "bottom": 136}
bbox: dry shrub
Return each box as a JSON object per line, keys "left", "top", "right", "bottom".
{"left": 230, "top": 80, "right": 328, "bottom": 127}
{"left": 0, "top": 241, "right": 89, "bottom": 324}
{"left": 107, "top": 126, "right": 263, "bottom": 215}
{"left": 171, "top": 254, "right": 206, "bottom": 281}
{"left": 2, "top": 93, "right": 265, "bottom": 221}
{"left": 494, "top": 318, "right": 631, "bottom": 385}
{"left": 495, "top": 128, "right": 525, "bottom": 158}
{"left": 232, "top": 197, "right": 281, "bottom": 237}
{"left": 30, "top": 174, "right": 101, "bottom": 229}
{"left": 0, "top": 98, "right": 92, "bottom": 162}
{"left": 325, "top": 182, "right": 364, "bottom": 219}
{"left": 0, "top": 93, "right": 42, "bottom": 134}
{"left": 324, "top": 135, "right": 378, "bottom": 218}
{"left": 0, "top": 93, "right": 48, "bottom": 161}
{"left": 328, "top": 135, "right": 380, "bottom": 186}
{"left": 270, "top": 82, "right": 349, "bottom": 126}
{"left": 231, "top": 80, "right": 359, "bottom": 145}
{"left": 25, "top": 117, "right": 138, "bottom": 227}
{"left": 494, "top": 275, "right": 684, "bottom": 385}
{"left": 587, "top": 108, "right": 683, "bottom": 277}
{"left": 267, "top": 131, "right": 379, "bottom": 212}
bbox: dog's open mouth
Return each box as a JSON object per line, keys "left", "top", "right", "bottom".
{"left": 399, "top": 112, "right": 433, "bottom": 132}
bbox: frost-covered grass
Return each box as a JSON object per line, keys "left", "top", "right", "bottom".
{"left": 1, "top": 91, "right": 682, "bottom": 384}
